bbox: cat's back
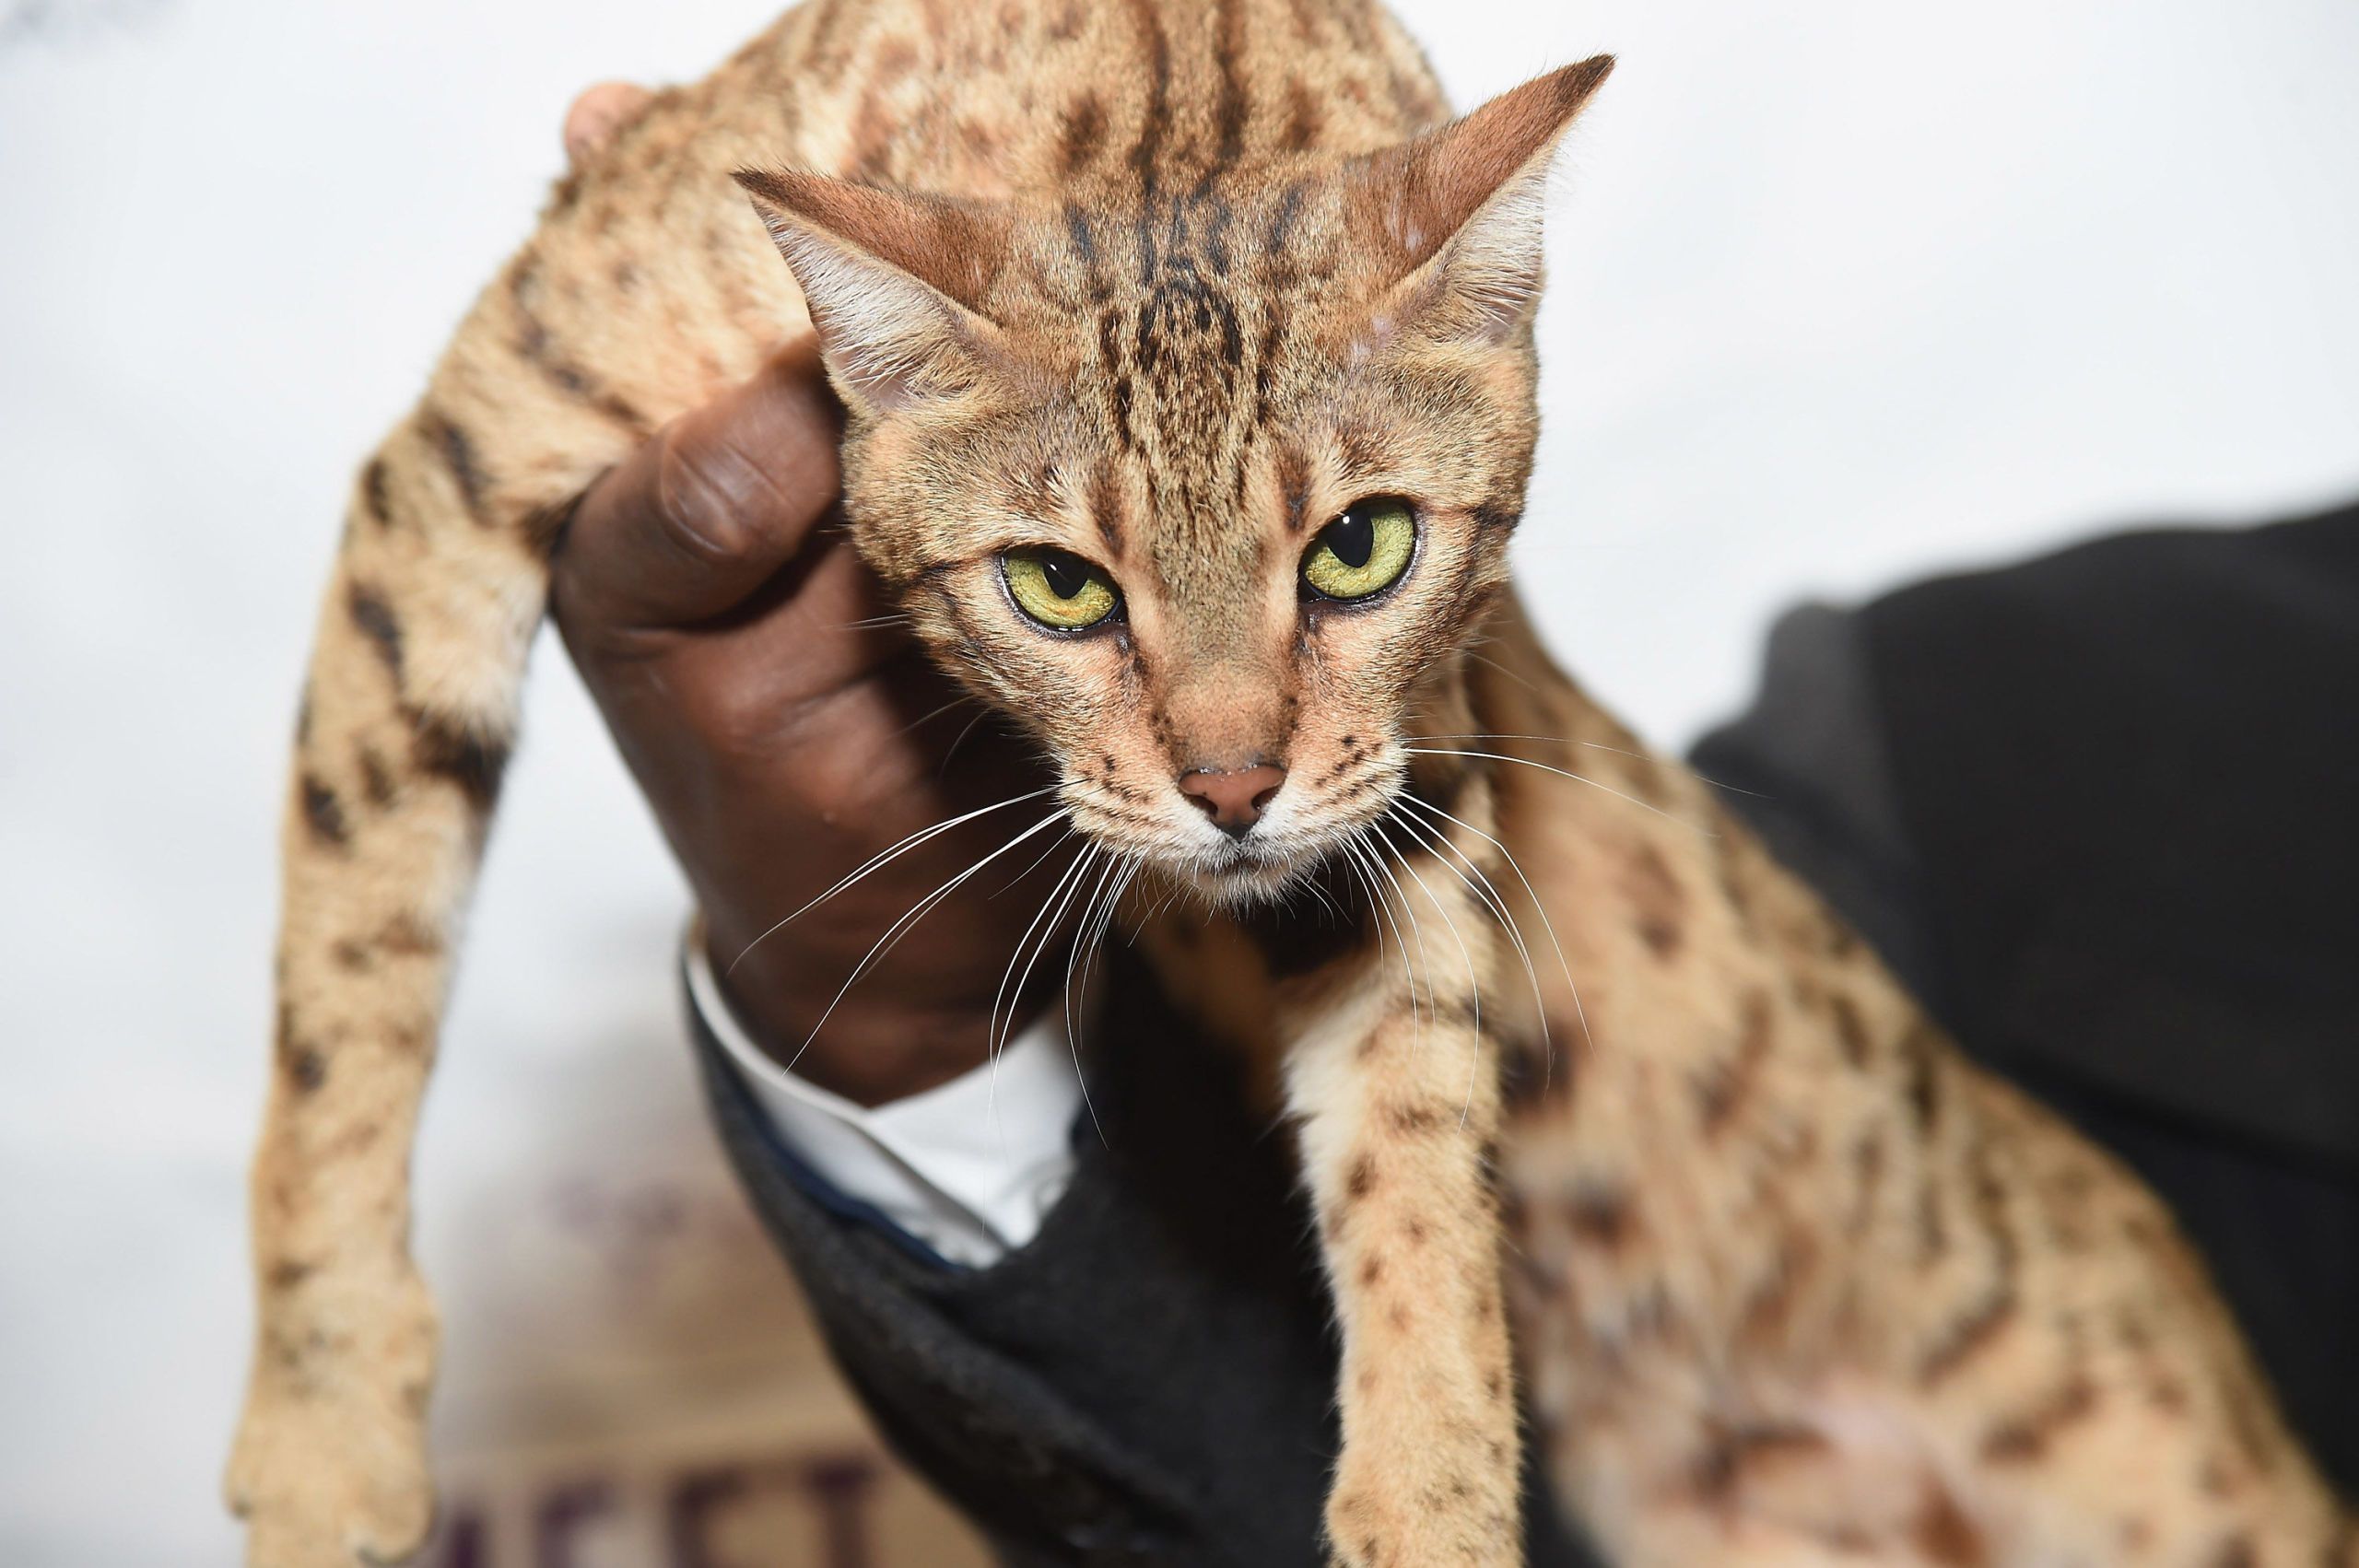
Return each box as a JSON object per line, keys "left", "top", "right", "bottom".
{"left": 702, "top": 0, "right": 1447, "bottom": 196}
{"left": 477, "top": 0, "right": 1448, "bottom": 456}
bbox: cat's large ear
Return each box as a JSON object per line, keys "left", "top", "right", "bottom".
{"left": 734, "top": 170, "right": 1018, "bottom": 415}
{"left": 1345, "top": 54, "right": 1614, "bottom": 349}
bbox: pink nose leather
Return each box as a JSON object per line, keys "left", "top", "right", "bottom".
{"left": 1179, "top": 764, "right": 1286, "bottom": 837}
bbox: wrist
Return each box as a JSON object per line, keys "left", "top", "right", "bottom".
{"left": 696, "top": 922, "right": 1016, "bottom": 1106}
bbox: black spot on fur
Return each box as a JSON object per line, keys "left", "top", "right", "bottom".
{"left": 1388, "top": 1102, "right": 1444, "bottom": 1136}
{"left": 508, "top": 258, "right": 651, "bottom": 435}
{"left": 1088, "top": 465, "right": 1125, "bottom": 557}
{"left": 1981, "top": 1377, "right": 2098, "bottom": 1463}
{"left": 1567, "top": 1180, "right": 1633, "bottom": 1248}
{"left": 408, "top": 708, "right": 511, "bottom": 811}
{"left": 2208, "top": 1535, "right": 2256, "bottom": 1568}
{"left": 1264, "top": 179, "right": 1306, "bottom": 262}
{"left": 1497, "top": 1041, "right": 1559, "bottom": 1110}
{"left": 1204, "top": 0, "right": 1248, "bottom": 180}
{"left": 299, "top": 775, "right": 349, "bottom": 847}
{"left": 377, "top": 914, "right": 443, "bottom": 957}
{"left": 357, "top": 745, "right": 396, "bottom": 808}
{"left": 1282, "top": 77, "right": 1322, "bottom": 151}
{"left": 1695, "top": 989, "right": 1774, "bottom": 1135}
{"left": 276, "top": 1002, "right": 328, "bottom": 1093}
{"left": 361, "top": 458, "right": 393, "bottom": 527}
{"left": 346, "top": 581, "right": 404, "bottom": 684}
{"left": 1899, "top": 1021, "right": 1942, "bottom": 1129}
{"left": 1059, "top": 98, "right": 1107, "bottom": 177}
{"left": 1122, "top": 0, "right": 1171, "bottom": 196}
{"left": 1828, "top": 991, "right": 1872, "bottom": 1069}
{"left": 1919, "top": 1281, "right": 2017, "bottom": 1387}
{"left": 419, "top": 408, "right": 488, "bottom": 519}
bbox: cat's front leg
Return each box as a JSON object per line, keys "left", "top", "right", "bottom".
{"left": 1287, "top": 906, "right": 1521, "bottom": 1568}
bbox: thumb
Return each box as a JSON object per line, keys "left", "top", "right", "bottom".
{"left": 551, "top": 335, "right": 846, "bottom": 630}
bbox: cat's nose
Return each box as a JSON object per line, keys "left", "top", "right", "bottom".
{"left": 1179, "top": 763, "right": 1286, "bottom": 838}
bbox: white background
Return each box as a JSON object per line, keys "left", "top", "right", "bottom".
{"left": 3, "top": 0, "right": 2355, "bottom": 1562}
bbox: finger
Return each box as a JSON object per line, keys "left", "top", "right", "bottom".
{"left": 563, "top": 81, "right": 654, "bottom": 167}
{"left": 648, "top": 523, "right": 912, "bottom": 720}
{"left": 553, "top": 334, "right": 845, "bottom": 630}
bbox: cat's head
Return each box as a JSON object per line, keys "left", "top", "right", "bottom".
{"left": 737, "top": 58, "right": 1609, "bottom": 904}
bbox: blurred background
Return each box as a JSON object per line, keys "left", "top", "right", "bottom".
{"left": 2, "top": 0, "right": 2354, "bottom": 1562}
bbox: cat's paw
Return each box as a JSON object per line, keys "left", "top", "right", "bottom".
{"left": 1325, "top": 1473, "right": 1523, "bottom": 1568}
{"left": 226, "top": 1385, "right": 435, "bottom": 1568}
{"left": 226, "top": 1274, "right": 440, "bottom": 1568}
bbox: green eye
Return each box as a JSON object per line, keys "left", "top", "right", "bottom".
{"left": 1003, "top": 547, "right": 1120, "bottom": 630}
{"left": 1302, "top": 498, "right": 1415, "bottom": 601}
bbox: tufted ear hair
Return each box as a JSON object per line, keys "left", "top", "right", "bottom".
{"left": 734, "top": 169, "right": 1020, "bottom": 415}
{"left": 1344, "top": 54, "right": 1614, "bottom": 349}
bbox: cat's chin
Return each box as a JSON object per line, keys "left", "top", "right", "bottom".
{"left": 1186, "top": 860, "right": 1297, "bottom": 909}
{"left": 1163, "top": 838, "right": 1338, "bottom": 912}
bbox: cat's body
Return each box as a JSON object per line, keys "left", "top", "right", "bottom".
{"left": 232, "top": 1, "right": 2352, "bottom": 1563}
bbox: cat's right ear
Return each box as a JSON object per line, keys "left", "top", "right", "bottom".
{"left": 734, "top": 170, "right": 1017, "bottom": 415}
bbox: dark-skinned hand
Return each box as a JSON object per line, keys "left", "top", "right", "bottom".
{"left": 550, "top": 88, "right": 1073, "bottom": 1106}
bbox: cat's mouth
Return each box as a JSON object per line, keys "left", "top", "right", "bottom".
{"left": 1062, "top": 767, "right": 1409, "bottom": 910}
{"left": 1161, "top": 812, "right": 1395, "bottom": 911}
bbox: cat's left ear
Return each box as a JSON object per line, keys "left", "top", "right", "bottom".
{"left": 1345, "top": 54, "right": 1614, "bottom": 349}
{"left": 734, "top": 169, "right": 1020, "bottom": 415}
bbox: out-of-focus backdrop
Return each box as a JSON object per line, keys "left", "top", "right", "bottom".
{"left": 3, "top": 0, "right": 2354, "bottom": 1563}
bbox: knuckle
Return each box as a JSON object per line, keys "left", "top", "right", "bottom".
{"left": 648, "top": 428, "right": 772, "bottom": 569}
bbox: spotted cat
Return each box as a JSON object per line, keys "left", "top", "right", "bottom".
{"left": 231, "top": 1, "right": 2353, "bottom": 1563}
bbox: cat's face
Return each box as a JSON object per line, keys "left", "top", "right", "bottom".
{"left": 742, "top": 61, "right": 1608, "bottom": 903}
{"left": 839, "top": 243, "right": 1537, "bottom": 904}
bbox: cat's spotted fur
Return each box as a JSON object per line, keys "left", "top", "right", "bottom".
{"left": 231, "top": 1, "right": 2353, "bottom": 1563}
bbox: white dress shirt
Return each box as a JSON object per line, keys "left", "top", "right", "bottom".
{"left": 685, "top": 935, "right": 1083, "bottom": 1266}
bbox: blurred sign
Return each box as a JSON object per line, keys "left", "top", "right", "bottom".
{"left": 403, "top": 1003, "right": 992, "bottom": 1568}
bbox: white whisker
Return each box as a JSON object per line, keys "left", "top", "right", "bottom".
{"left": 1400, "top": 790, "right": 1593, "bottom": 1100}
{"left": 886, "top": 691, "right": 980, "bottom": 741}
{"left": 991, "top": 842, "right": 1103, "bottom": 1128}
{"left": 1388, "top": 802, "right": 1546, "bottom": 1064}
{"left": 1339, "top": 837, "right": 1414, "bottom": 1021}
{"left": 1065, "top": 856, "right": 1137, "bottom": 1149}
{"left": 991, "top": 838, "right": 1091, "bottom": 1066}
{"left": 937, "top": 707, "right": 994, "bottom": 776}
{"left": 1374, "top": 820, "right": 1485, "bottom": 1122}
{"left": 781, "top": 809, "right": 1070, "bottom": 1075}
{"left": 1423, "top": 731, "right": 1771, "bottom": 801}
{"left": 1403, "top": 746, "right": 1715, "bottom": 836}
{"left": 1058, "top": 853, "right": 1123, "bottom": 1149}
{"left": 1460, "top": 646, "right": 1548, "bottom": 700}
{"left": 995, "top": 817, "right": 1085, "bottom": 895}
{"left": 1351, "top": 827, "right": 1435, "bottom": 1046}
{"left": 725, "top": 784, "right": 1060, "bottom": 976}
